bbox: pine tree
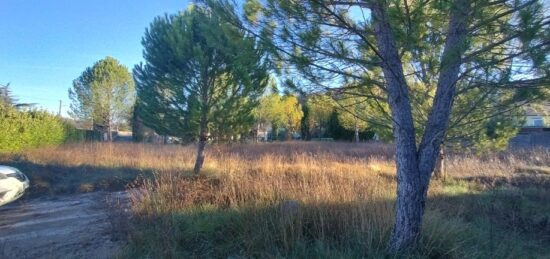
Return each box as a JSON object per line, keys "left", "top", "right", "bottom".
{"left": 209, "top": 0, "right": 550, "bottom": 252}
{"left": 134, "top": 4, "right": 269, "bottom": 174}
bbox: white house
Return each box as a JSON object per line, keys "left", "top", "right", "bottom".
{"left": 524, "top": 104, "right": 549, "bottom": 128}
{"left": 509, "top": 104, "right": 550, "bottom": 149}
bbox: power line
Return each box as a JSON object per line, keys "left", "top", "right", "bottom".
{"left": 16, "top": 95, "right": 66, "bottom": 102}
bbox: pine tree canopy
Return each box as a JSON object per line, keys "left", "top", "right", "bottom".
{"left": 209, "top": 0, "right": 550, "bottom": 150}
{"left": 134, "top": 4, "right": 270, "bottom": 141}
{"left": 69, "top": 56, "right": 135, "bottom": 133}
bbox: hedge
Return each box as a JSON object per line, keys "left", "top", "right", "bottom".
{"left": 0, "top": 105, "right": 84, "bottom": 152}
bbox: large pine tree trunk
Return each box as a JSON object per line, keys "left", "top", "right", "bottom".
{"left": 368, "top": 0, "right": 470, "bottom": 252}
{"left": 388, "top": 127, "right": 426, "bottom": 252}
{"left": 390, "top": 166, "right": 428, "bottom": 251}
{"left": 370, "top": 0, "right": 470, "bottom": 252}
{"left": 370, "top": 2, "right": 424, "bottom": 250}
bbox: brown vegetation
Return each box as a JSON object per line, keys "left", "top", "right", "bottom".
{"left": 122, "top": 143, "right": 549, "bottom": 258}
{"left": 2, "top": 142, "right": 549, "bottom": 257}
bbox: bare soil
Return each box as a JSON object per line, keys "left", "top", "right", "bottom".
{"left": 0, "top": 192, "right": 128, "bottom": 259}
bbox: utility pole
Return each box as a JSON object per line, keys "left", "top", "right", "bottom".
{"left": 58, "top": 100, "right": 62, "bottom": 117}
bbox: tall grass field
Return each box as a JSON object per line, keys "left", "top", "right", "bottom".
{"left": 1, "top": 142, "right": 549, "bottom": 258}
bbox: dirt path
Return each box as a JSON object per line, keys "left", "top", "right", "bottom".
{"left": 0, "top": 192, "right": 128, "bottom": 259}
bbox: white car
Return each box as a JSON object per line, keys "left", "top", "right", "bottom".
{"left": 0, "top": 166, "right": 30, "bottom": 206}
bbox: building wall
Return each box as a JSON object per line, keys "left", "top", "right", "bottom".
{"left": 525, "top": 115, "right": 548, "bottom": 127}
{"left": 509, "top": 131, "right": 550, "bottom": 149}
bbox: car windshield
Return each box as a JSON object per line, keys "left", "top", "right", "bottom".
{"left": 7, "top": 172, "right": 25, "bottom": 181}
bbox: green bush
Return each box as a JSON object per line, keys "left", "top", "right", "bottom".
{"left": 0, "top": 105, "right": 83, "bottom": 152}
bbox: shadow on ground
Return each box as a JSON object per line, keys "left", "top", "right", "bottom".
{"left": 0, "top": 159, "right": 151, "bottom": 199}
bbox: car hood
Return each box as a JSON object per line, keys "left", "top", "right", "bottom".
{"left": 0, "top": 166, "right": 19, "bottom": 175}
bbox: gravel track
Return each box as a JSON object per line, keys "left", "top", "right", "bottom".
{"left": 0, "top": 192, "right": 128, "bottom": 259}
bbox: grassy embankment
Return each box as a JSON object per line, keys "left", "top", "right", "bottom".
{"left": 1, "top": 142, "right": 549, "bottom": 258}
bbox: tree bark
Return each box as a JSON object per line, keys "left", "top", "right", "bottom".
{"left": 256, "top": 124, "right": 260, "bottom": 143}
{"left": 354, "top": 123, "right": 360, "bottom": 143}
{"left": 369, "top": 2, "right": 423, "bottom": 252}
{"left": 193, "top": 111, "right": 208, "bottom": 175}
{"left": 433, "top": 147, "right": 446, "bottom": 180}
{"left": 107, "top": 116, "right": 113, "bottom": 142}
{"left": 193, "top": 116, "right": 208, "bottom": 175}
{"left": 369, "top": 0, "right": 471, "bottom": 252}
{"left": 287, "top": 118, "right": 293, "bottom": 141}
{"left": 193, "top": 136, "right": 207, "bottom": 175}
{"left": 110, "top": 126, "right": 113, "bottom": 141}
{"left": 417, "top": 0, "right": 470, "bottom": 183}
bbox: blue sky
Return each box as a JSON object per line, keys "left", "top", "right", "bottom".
{"left": 0, "top": 0, "right": 188, "bottom": 116}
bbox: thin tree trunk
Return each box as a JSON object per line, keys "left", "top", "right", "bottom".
{"left": 193, "top": 112, "right": 208, "bottom": 175}
{"left": 272, "top": 124, "right": 278, "bottom": 141}
{"left": 287, "top": 119, "right": 292, "bottom": 141}
{"left": 107, "top": 116, "right": 113, "bottom": 142}
{"left": 433, "top": 147, "right": 446, "bottom": 180}
{"left": 193, "top": 137, "right": 206, "bottom": 175}
{"left": 109, "top": 124, "right": 112, "bottom": 142}
{"left": 256, "top": 124, "right": 260, "bottom": 143}
{"left": 354, "top": 123, "right": 360, "bottom": 143}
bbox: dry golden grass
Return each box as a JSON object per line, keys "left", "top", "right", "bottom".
{"left": 19, "top": 142, "right": 548, "bottom": 179}
{"left": 446, "top": 149, "right": 550, "bottom": 177}
{"left": 129, "top": 142, "right": 396, "bottom": 209}
{"left": 4, "top": 142, "right": 550, "bottom": 258}
{"left": 92, "top": 142, "right": 546, "bottom": 258}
